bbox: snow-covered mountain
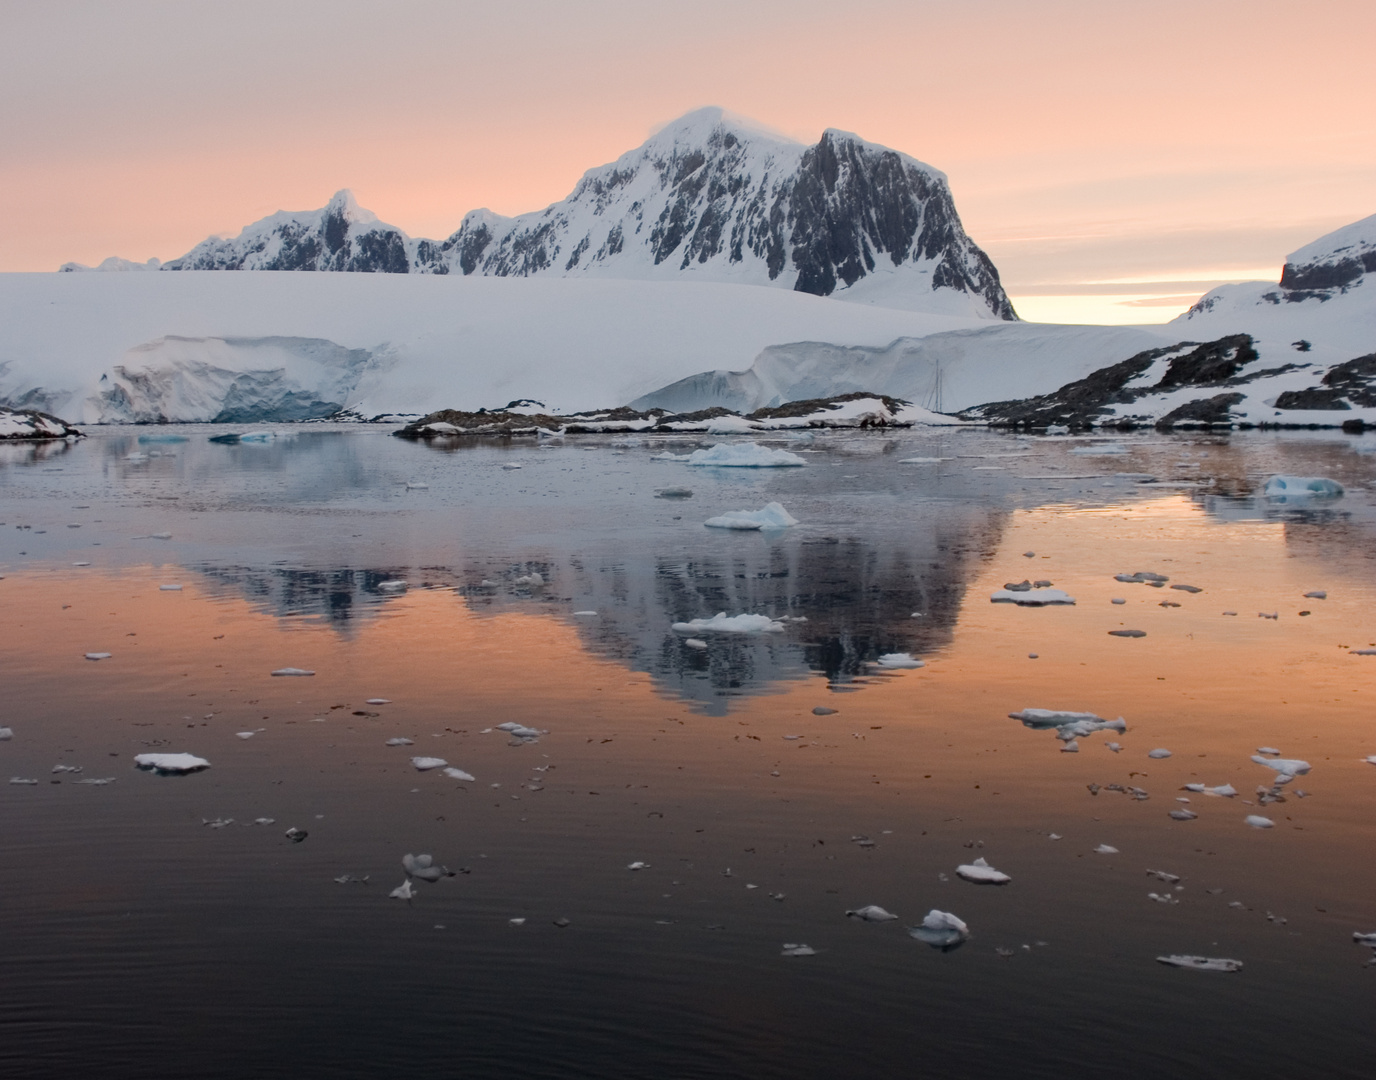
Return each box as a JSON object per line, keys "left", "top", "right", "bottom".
{"left": 61, "top": 108, "right": 1014, "bottom": 319}
{"left": 1277, "top": 213, "right": 1376, "bottom": 296}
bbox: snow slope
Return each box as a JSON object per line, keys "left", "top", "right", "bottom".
{"left": 0, "top": 271, "right": 984, "bottom": 423}
{"left": 62, "top": 108, "right": 1013, "bottom": 320}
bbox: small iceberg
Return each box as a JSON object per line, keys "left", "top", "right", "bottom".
{"left": 626, "top": 861, "right": 650, "bottom": 871}
{"left": 411, "top": 756, "right": 448, "bottom": 771}
{"left": 703, "top": 502, "right": 799, "bottom": 530}
{"left": 956, "top": 857, "right": 1011, "bottom": 884}
{"left": 1251, "top": 754, "right": 1310, "bottom": 780}
{"left": 1245, "top": 814, "right": 1275, "bottom": 829}
{"left": 873, "top": 653, "right": 924, "bottom": 670}
{"left": 134, "top": 752, "right": 210, "bottom": 774}
{"left": 685, "top": 442, "right": 807, "bottom": 468}
{"left": 209, "top": 430, "right": 277, "bottom": 445}
{"left": 496, "top": 721, "right": 545, "bottom": 739}
{"left": 990, "top": 587, "right": 1076, "bottom": 606}
{"left": 1095, "top": 844, "right": 1119, "bottom": 855}
{"left": 846, "top": 905, "right": 898, "bottom": 922}
{"left": 907, "top": 910, "right": 969, "bottom": 950}
{"left": 1156, "top": 955, "right": 1242, "bottom": 972}
{"left": 684, "top": 638, "right": 708, "bottom": 649}
{"left": 403, "top": 853, "right": 453, "bottom": 881}
{"left": 671, "top": 612, "right": 786, "bottom": 634}
{"left": 1264, "top": 476, "right": 1343, "bottom": 499}
{"left": 271, "top": 667, "right": 315, "bottom": 677}
{"left": 442, "top": 767, "right": 476, "bottom": 781}
{"left": 389, "top": 880, "right": 416, "bottom": 901}
{"left": 1010, "top": 709, "right": 1126, "bottom": 750}
{"left": 384, "top": 737, "right": 414, "bottom": 746}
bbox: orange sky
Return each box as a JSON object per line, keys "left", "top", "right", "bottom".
{"left": 2, "top": 0, "right": 1373, "bottom": 323}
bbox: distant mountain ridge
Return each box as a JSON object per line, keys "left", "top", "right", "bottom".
{"left": 60, "top": 108, "right": 1015, "bottom": 319}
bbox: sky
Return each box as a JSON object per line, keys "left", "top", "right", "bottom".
{"left": 2, "top": 0, "right": 1373, "bottom": 324}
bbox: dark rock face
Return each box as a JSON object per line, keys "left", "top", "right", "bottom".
{"left": 1280, "top": 249, "right": 1376, "bottom": 292}
{"left": 155, "top": 112, "right": 1014, "bottom": 318}
{"left": 1274, "top": 353, "right": 1376, "bottom": 410}
{"left": 1155, "top": 392, "right": 1246, "bottom": 429}
{"left": 960, "top": 335, "right": 1259, "bottom": 429}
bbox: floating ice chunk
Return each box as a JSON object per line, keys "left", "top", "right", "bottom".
{"left": 84, "top": 652, "right": 112, "bottom": 660}
{"left": 134, "top": 752, "right": 209, "bottom": 774}
{"left": 1245, "top": 815, "right": 1275, "bottom": 829}
{"left": 1148, "top": 748, "right": 1172, "bottom": 759}
{"left": 1264, "top": 476, "right": 1343, "bottom": 498}
{"left": 813, "top": 706, "right": 838, "bottom": 716}
{"left": 235, "top": 731, "right": 256, "bottom": 740}
{"left": 703, "top": 502, "right": 799, "bottom": 530}
{"left": 1111, "top": 598, "right": 1126, "bottom": 605}
{"left": 874, "top": 653, "right": 925, "bottom": 669}
{"left": 655, "top": 487, "right": 694, "bottom": 498}
{"left": 1183, "top": 783, "right": 1237, "bottom": 797}
{"left": 1362, "top": 755, "right": 1376, "bottom": 766}
{"left": 1107, "top": 741, "right": 1122, "bottom": 752}
{"left": 1169, "top": 809, "right": 1198, "bottom": 821}
{"left": 626, "top": 861, "right": 650, "bottom": 870}
{"left": 496, "top": 721, "right": 545, "bottom": 739}
{"left": 650, "top": 451, "right": 690, "bottom": 461}
{"left": 403, "top": 853, "right": 452, "bottom": 881}
{"left": 501, "top": 463, "right": 522, "bottom": 470}
{"left": 1108, "top": 629, "right": 1146, "bottom": 638}
{"left": 1303, "top": 590, "right": 1327, "bottom": 600}
{"left": 442, "top": 767, "right": 476, "bottom": 781}
{"left": 684, "top": 638, "right": 708, "bottom": 649}
{"left": 509, "top": 917, "right": 526, "bottom": 926}
{"left": 956, "top": 857, "right": 1011, "bottom": 884}
{"left": 411, "top": 756, "right": 447, "bottom": 771}
{"left": 1010, "top": 709, "right": 1126, "bottom": 751}
{"left": 271, "top": 667, "right": 315, "bottom": 677}
{"left": 1069, "top": 443, "right": 1128, "bottom": 455}
{"left": 1256, "top": 747, "right": 1280, "bottom": 755}
{"left": 573, "top": 610, "right": 598, "bottom": 616}
{"left": 781, "top": 943, "right": 817, "bottom": 956}
{"left": 907, "top": 909, "right": 970, "bottom": 949}
{"left": 846, "top": 904, "right": 898, "bottom": 922}
{"left": 671, "top": 612, "right": 786, "bottom": 634}
{"left": 389, "top": 880, "right": 416, "bottom": 900}
{"left": 1353, "top": 932, "right": 1376, "bottom": 946}
{"left": 0, "top": 727, "right": 11, "bottom": 740}
{"left": 685, "top": 443, "right": 806, "bottom": 468}
{"left": 366, "top": 698, "right": 391, "bottom": 705}
{"left": 514, "top": 573, "right": 544, "bottom": 586}
{"left": 1095, "top": 844, "right": 1119, "bottom": 855}
{"left": 1147, "top": 869, "right": 1181, "bottom": 884}
{"left": 1258, "top": 611, "right": 1278, "bottom": 620}
{"left": 1148, "top": 892, "right": 1179, "bottom": 904}
{"left": 385, "top": 737, "right": 414, "bottom": 746}
{"left": 9, "top": 777, "right": 37, "bottom": 785}
{"left": 1353, "top": 649, "right": 1376, "bottom": 656}
{"left": 1251, "top": 755, "right": 1310, "bottom": 778}
{"left": 75, "top": 777, "right": 116, "bottom": 785}
{"left": 1156, "top": 955, "right": 1242, "bottom": 972}
{"left": 159, "top": 584, "right": 183, "bottom": 591}
{"left": 990, "top": 587, "right": 1076, "bottom": 606}
{"left": 377, "top": 580, "right": 408, "bottom": 592}
{"left": 284, "top": 827, "right": 308, "bottom": 842}
{"left": 52, "top": 764, "right": 82, "bottom": 774}
{"left": 1115, "top": 571, "right": 1168, "bottom": 584}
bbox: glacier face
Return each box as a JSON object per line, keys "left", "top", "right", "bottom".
{"left": 65, "top": 109, "right": 1013, "bottom": 319}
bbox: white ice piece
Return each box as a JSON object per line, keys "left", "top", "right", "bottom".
{"left": 1095, "top": 844, "right": 1119, "bottom": 855}
{"left": 907, "top": 909, "right": 970, "bottom": 949}
{"left": 990, "top": 587, "right": 1076, "bottom": 606}
{"left": 514, "top": 573, "right": 544, "bottom": 586}
{"left": 573, "top": 610, "right": 598, "bottom": 616}
{"left": 1245, "top": 815, "right": 1275, "bottom": 829}
{"left": 956, "top": 857, "right": 1011, "bottom": 884}
{"left": 403, "top": 853, "right": 451, "bottom": 881}
{"left": 134, "top": 752, "right": 210, "bottom": 774}
{"left": 627, "top": 861, "right": 650, "bottom": 870}
{"left": 1148, "top": 748, "right": 1172, "bottom": 759}
{"left": 781, "top": 943, "right": 817, "bottom": 956}
{"left": 874, "top": 652, "right": 925, "bottom": 669}
{"left": 442, "top": 767, "right": 476, "bottom": 781}
{"left": 703, "top": 502, "right": 799, "bottom": 530}
{"left": 377, "top": 580, "right": 408, "bottom": 592}
{"left": 1183, "top": 783, "right": 1237, "bottom": 797}
{"left": 0, "top": 727, "right": 11, "bottom": 740}
{"left": 235, "top": 731, "right": 256, "bottom": 740}
{"left": 845, "top": 905, "right": 898, "bottom": 922}
{"left": 385, "top": 737, "right": 414, "bottom": 746}
{"left": 159, "top": 584, "right": 183, "bottom": 591}
{"left": 1156, "top": 955, "right": 1242, "bottom": 972}
{"left": 496, "top": 721, "right": 545, "bottom": 739}
{"left": 685, "top": 443, "right": 807, "bottom": 468}
{"left": 270, "top": 667, "right": 315, "bottom": 677}
{"left": 1256, "top": 747, "right": 1280, "bottom": 755}
{"left": 684, "top": 638, "right": 708, "bottom": 649}
{"left": 1264, "top": 476, "right": 1343, "bottom": 498}
{"left": 671, "top": 612, "right": 786, "bottom": 634}
{"left": 366, "top": 698, "right": 391, "bottom": 705}
{"left": 1251, "top": 754, "right": 1310, "bottom": 779}
{"left": 84, "top": 652, "right": 111, "bottom": 660}
{"left": 389, "top": 880, "right": 416, "bottom": 900}
{"left": 410, "top": 756, "right": 447, "bottom": 771}
{"left": 1069, "top": 443, "right": 1128, "bottom": 455}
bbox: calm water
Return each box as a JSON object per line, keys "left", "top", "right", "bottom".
{"left": 1, "top": 425, "right": 1374, "bottom": 1079}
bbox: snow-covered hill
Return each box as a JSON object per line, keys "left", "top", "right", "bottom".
{"left": 60, "top": 109, "right": 1014, "bottom": 319}
{"left": 0, "top": 272, "right": 984, "bottom": 423}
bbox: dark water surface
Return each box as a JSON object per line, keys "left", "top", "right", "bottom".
{"left": 1, "top": 425, "right": 1374, "bottom": 1078}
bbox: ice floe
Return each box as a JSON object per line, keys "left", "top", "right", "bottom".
{"left": 84, "top": 652, "right": 111, "bottom": 661}
{"left": 1304, "top": 590, "right": 1327, "bottom": 600}
{"left": 626, "top": 861, "right": 649, "bottom": 871}
{"left": 671, "top": 612, "right": 786, "bottom": 634}
{"left": 496, "top": 721, "right": 545, "bottom": 740}
{"left": 907, "top": 910, "right": 969, "bottom": 950}
{"left": 1183, "top": 783, "right": 1238, "bottom": 798}
{"left": 990, "top": 586, "right": 1076, "bottom": 606}
{"left": 1115, "top": 571, "right": 1168, "bottom": 584}
{"left": 1245, "top": 815, "right": 1275, "bottom": 829}
{"left": 1095, "top": 844, "right": 1119, "bottom": 855}
{"left": 134, "top": 752, "right": 210, "bottom": 774}
{"left": 1264, "top": 476, "right": 1344, "bottom": 498}
{"left": 684, "top": 443, "right": 806, "bottom": 468}
{"left": 1169, "top": 809, "right": 1198, "bottom": 821}
{"left": 410, "top": 756, "right": 448, "bottom": 771}
{"left": 1010, "top": 709, "right": 1126, "bottom": 750}
{"left": 703, "top": 502, "right": 798, "bottom": 530}
{"left": 385, "top": 737, "right": 414, "bottom": 746}
{"left": 1156, "top": 955, "right": 1242, "bottom": 972}
{"left": 873, "top": 653, "right": 925, "bottom": 669}
{"left": 1148, "top": 748, "right": 1172, "bottom": 759}
{"left": 845, "top": 905, "right": 898, "bottom": 922}
{"left": 366, "top": 698, "right": 391, "bottom": 705}
{"left": 442, "top": 767, "right": 476, "bottom": 781}
{"left": 270, "top": 667, "right": 315, "bottom": 677}
{"left": 684, "top": 638, "right": 708, "bottom": 649}
{"left": 781, "top": 943, "right": 817, "bottom": 956}
{"left": 389, "top": 880, "right": 416, "bottom": 900}
{"left": 0, "top": 727, "right": 11, "bottom": 741}
{"left": 403, "top": 853, "right": 453, "bottom": 881}
{"left": 956, "top": 857, "right": 1011, "bottom": 884}
{"left": 1251, "top": 755, "right": 1310, "bottom": 779}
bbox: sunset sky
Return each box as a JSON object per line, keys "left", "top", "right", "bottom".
{"left": 3, "top": 0, "right": 1372, "bottom": 323}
